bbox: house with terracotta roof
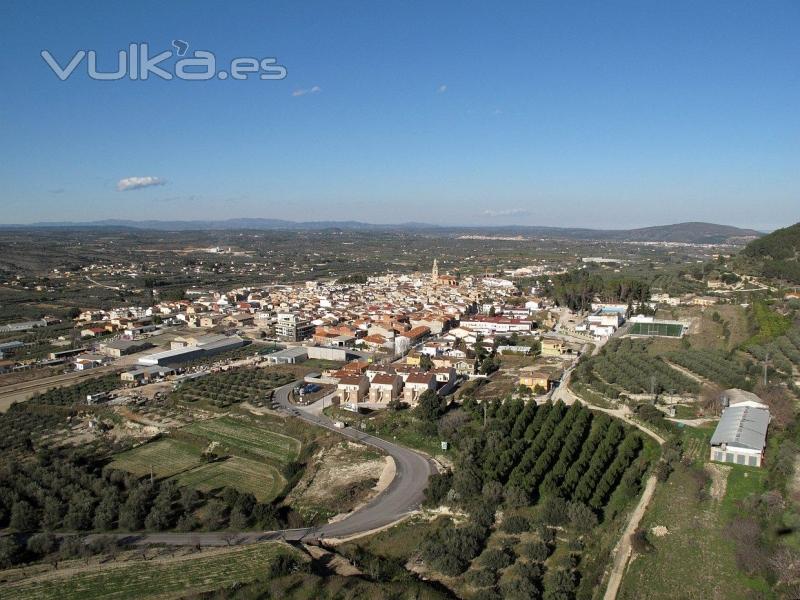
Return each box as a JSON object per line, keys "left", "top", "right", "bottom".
{"left": 401, "top": 325, "right": 431, "bottom": 343}
{"left": 394, "top": 363, "right": 423, "bottom": 382}
{"left": 369, "top": 373, "right": 403, "bottom": 403}
{"left": 337, "top": 374, "right": 369, "bottom": 406}
{"left": 366, "top": 364, "right": 396, "bottom": 381}
{"left": 403, "top": 372, "right": 436, "bottom": 406}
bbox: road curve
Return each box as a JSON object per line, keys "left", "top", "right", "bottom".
{"left": 89, "top": 380, "right": 437, "bottom": 546}
{"left": 274, "top": 381, "right": 438, "bottom": 540}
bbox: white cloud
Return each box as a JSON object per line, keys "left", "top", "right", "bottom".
{"left": 292, "top": 85, "right": 321, "bottom": 97}
{"left": 483, "top": 208, "right": 529, "bottom": 217}
{"left": 116, "top": 176, "right": 166, "bottom": 192}
{"left": 437, "top": 84, "right": 447, "bottom": 94}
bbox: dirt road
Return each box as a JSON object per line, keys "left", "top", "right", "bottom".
{"left": 603, "top": 475, "right": 658, "bottom": 600}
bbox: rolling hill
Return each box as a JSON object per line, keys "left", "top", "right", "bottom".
{"left": 739, "top": 222, "right": 800, "bottom": 284}
{"left": 0, "top": 219, "right": 762, "bottom": 245}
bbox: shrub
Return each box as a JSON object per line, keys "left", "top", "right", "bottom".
{"left": 502, "top": 514, "right": 531, "bottom": 534}
{"left": 480, "top": 547, "right": 515, "bottom": 571}
{"left": 466, "top": 567, "right": 498, "bottom": 588}
{"left": 521, "top": 540, "right": 552, "bottom": 563}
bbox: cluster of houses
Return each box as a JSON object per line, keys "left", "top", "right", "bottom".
{"left": 319, "top": 358, "right": 458, "bottom": 410}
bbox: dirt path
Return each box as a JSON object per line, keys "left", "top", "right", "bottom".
{"left": 555, "top": 373, "right": 665, "bottom": 600}
{"left": 664, "top": 359, "right": 707, "bottom": 384}
{"left": 603, "top": 474, "right": 658, "bottom": 600}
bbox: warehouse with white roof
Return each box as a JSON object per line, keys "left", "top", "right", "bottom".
{"left": 709, "top": 390, "right": 770, "bottom": 468}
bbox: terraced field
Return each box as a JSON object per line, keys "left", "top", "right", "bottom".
{"left": 2, "top": 543, "right": 296, "bottom": 600}
{"left": 185, "top": 416, "right": 301, "bottom": 463}
{"left": 172, "top": 455, "right": 285, "bottom": 501}
{"left": 110, "top": 438, "right": 203, "bottom": 478}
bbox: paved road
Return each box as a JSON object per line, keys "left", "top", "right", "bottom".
{"left": 274, "top": 381, "right": 437, "bottom": 540}
{"left": 88, "top": 380, "right": 436, "bottom": 547}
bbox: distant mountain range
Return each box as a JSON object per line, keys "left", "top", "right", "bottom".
{"left": 0, "top": 219, "right": 763, "bottom": 244}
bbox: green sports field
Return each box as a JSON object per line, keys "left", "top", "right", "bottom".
{"left": 629, "top": 321, "right": 684, "bottom": 337}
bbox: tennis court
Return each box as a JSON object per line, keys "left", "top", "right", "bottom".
{"left": 629, "top": 321, "right": 684, "bottom": 337}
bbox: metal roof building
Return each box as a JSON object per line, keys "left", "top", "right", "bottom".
{"left": 710, "top": 403, "right": 770, "bottom": 468}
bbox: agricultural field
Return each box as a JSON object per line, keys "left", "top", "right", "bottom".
{"left": 170, "top": 367, "right": 295, "bottom": 408}
{"left": 110, "top": 415, "right": 301, "bottom": 502}
{"left": 1, "top": 543, "right": 298, "bottom": 600}
{"left": 619, "top": 464, "right": 772, "bottom": 600}
{"left": 26, "top": 374, "right": 121, "bottom": 407}
{"left": 109, "top": 438, "right": 203, "bottom": 478}
{"left": 572, "top": 338, "right": 700, "bottom": 399}
{"left": 171, "top": 455, "right": 284, "bottom": 501}
{"left": 748, "top": 327, "right": 800, "bottom": 381}
{"left": 402, "top": 399, "right": 655, "bottom": 599}
{"left": 629, "top": 321, "right": 684, "bottom": 337}
{"left": 667, "top": 348, "right": 751, "bottom": 389}
{"left": 183, "top": 415, "right": 301, "bottom": 463}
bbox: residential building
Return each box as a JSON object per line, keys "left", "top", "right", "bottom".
{"left": 337, "top": 374, "right": 370, "bottom": 406}
{"left": 275, "top": 313, "right": 314, "bottom": 341}
{"left": 368, "top": 373, "right": 403, "bottom": 403}
{"left": 403, "top": 372, "right": 437, "bottom": 406}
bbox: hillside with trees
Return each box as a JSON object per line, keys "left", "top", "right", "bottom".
{"left": 739, "top": 222, "right": 800, "bottom": 283}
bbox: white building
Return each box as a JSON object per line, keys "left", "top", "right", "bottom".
{"left": 710, "top": 395, "right": 770, "bottom": 468}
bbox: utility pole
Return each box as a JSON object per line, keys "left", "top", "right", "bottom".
{"left": 763, "top": 352, "right": 770, "bottom": 387}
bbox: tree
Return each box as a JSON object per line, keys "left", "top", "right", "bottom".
{"left": 438, "top": 410, "right": 469, "bottom": 440}
{"left": 10, "top": 500, "right": 38, "bottom": 531}
{"left": 419, "top": 354, "right": 434, "bottom": 371}
{"left": 27, "top": 532, "right": 58, "bottom": 557}
{"left": 480, "top": 547, "right": 515, "bottom": 571}
{"left": 424, "top": 471, "right": 453, "bottom": 507}
{"left": 415, "top": 390, "right": 445, "bottom": 421}
{"left": 203, "top": 500, "right": 228, "bottom": 530}
{"left": 521, "top": 540, "right": 551, "bottom": 563}
{"left": 567, "top": 502, "right": 597, "bottom": 534}
{"left": 502, "top": 514, "right": 531, "bottom": 534}
{"left": 453, "top": 462, "right": 483, "bottom": 501}
{"left": 0, "top": 535, "right": 23, "bottom": 568}
{"left": 41, "top": 497, "right": 65, "bottom": 530}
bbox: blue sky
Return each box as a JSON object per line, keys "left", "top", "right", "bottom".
{"left": 0, "top": 1, "right": 797, "bottom": 229}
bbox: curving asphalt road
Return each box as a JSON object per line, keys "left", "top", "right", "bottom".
{"left": 92, "top": 380, "right": 436, "bottom": 547}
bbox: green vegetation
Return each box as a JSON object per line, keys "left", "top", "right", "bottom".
{"left": 619, "top": 463, "right": 773, "bottom": 600}
{"left": 572, "top": 338, "right": 700, "bottom": 398}
{"left": 740, "top": 221, "right": 800, "bottom": 284}
{"left": 112, "top": 415, "right": 300, "bottom": 503}
{"left": 110, "top": 438, "right": 204, "bottom": 478}
{"left": 26, "top": 374, "right": 120, "bottom": 407}
{"left": 375, "top": 398, "right": 654, "bottom": 599}
{"left": 549, "top": 269, "right": 650, "bottom": 311}
{"left": 746, "top": 300, "right": 792, "bottom": 345}
{"left": 171, "top": 367, "right": 294, "bottom": 408}
{"left": 747, "top": 327, "right": 800, "bottom": 382}
{"left": 1, "top": 543, "right": 299, "bottom": 600}
{"left": 667, "top": 348, "right": 750, "bottom": 389}
{"left": 183, "top": 416, "right": 301, "bottom": 463}
{"left": 172, "top": 455, "right": 284, "bottom": 501}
